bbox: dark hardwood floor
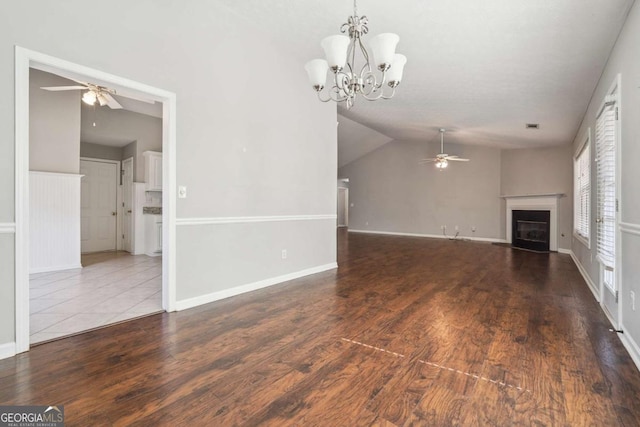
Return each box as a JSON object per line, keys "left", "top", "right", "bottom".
{"left": 2, "top": 230, "right": 640, "bottom": 425}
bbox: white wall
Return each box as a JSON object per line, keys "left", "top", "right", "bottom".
{"left": 0, "top": 1, "right": 336, "bottom": 351}
{"left": 571, "top": 0, "right": 640, "bottom": 363}
{"left": 501, "top": 145, "right": 573, "bottom": 251}
{"left": 29, "top": 69, "right": 80, "bottom": 174}
{"left": 339, "top": 139, "right": 503, "bottom": 240}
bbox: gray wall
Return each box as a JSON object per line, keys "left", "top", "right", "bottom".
{"left": 29, "top": 69, "right": 80, "bottom": 173}
{"left": 80, "top": 142, "right": 123, "bottom": 162}
{"left": 0, "top": 1, "right": 337, "bottom": 349}
{"left": 501, "top": 145, "right": 573, "bottom": 250}
{"left": 339, "top": 140, "right": 502, "bottom": 240}
{"left": 81, "top": 105, "right": 161, "bottom": 181}
{"left": 571, "top": 0, "right": 640, "bottom": 347}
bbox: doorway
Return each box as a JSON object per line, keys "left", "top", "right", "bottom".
{"left": 80, "top": 158, "right": 119, "bottom": 253}
{"left": 15, "top": 47, "right": 177, "bottom": 354}
{"left": 338, "top": 187, "right": 349, "bottom": 228}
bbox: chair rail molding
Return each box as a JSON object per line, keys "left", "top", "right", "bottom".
{"left": 0, "top": 223, "right": 16, "bottom": 233}
{"left": 176, "top": 214, "right": 337, "bottom": 226}
{"left": 620, "top": 221, "right": 640, "bottom": 236}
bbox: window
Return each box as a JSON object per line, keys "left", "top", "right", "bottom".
{"left": 573, "top": 129, "right": 590, "bottom": 247}
{"left": 595, "top": 80, "right": 618, "bottom": 294}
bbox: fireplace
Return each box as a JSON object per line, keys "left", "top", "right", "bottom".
{"left": 511, "top": 210, "right": 550, "bottom": 252}
{"left": 503, "top": 194, "right": 563, "bottom": 252}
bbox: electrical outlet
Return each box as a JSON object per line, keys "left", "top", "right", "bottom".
{"left": 365, "top": 221, "right": 369, "bottom": 226}
{"left": 631, "top": 291, "right": 636, "bottom": 311}
{"left": 441, "top": 225, "right": 446, "bottom": 230}
{"left": 455, "top": 225, "right": 459, "bottom": 232}
{"left": 281, "top": 249, "right": 287, "bottom": 259}
{"left": 471, "top": 226, "right": 476, "bottom": 233}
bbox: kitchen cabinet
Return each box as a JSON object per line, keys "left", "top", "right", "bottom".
{"left": 143, "top": 151, "right": 162, "bottom": 191}
{"left": 145, "top": 214, "right": 162, "bottom": 256}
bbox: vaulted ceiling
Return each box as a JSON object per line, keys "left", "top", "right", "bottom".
{"left": 217, "top": 0, "right": 634, "bottom": 150}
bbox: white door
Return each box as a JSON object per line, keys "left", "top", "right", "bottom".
{"left": 122, "top": 157, "right": 133, "bottom": 252}
{"left": 81, "top": 160, "right": 118, "bottom": 253}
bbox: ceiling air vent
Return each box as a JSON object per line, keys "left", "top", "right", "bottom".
{"left": 525, "top": 123, "right": 540, "bottom": 129}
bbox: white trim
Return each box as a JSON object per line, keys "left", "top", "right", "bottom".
{"left": 0, "top": 223, "right": 16, "bottom": 233}
{"left": 557, "top": 248, "right": 572, "bottom": 254}
{"left": 619, "top": 330, "right": 640, "bottom": 374}
{"left": 175, "top": 262, "right": 338, "bottom": 311}
{"left": 0, "top": 342, "right": 16, "bottom": 361}
{"left": 14, "top": 46, "right": 178, "bottom": 354}
{"left": 348, "top": 229, "right": 508, "bottom": 244}
{"left": 569, "top": 250, "right": 600, "bottom": 302}
{"left": 601, "top": 302, "right": 618, "bottom": 330}
{"left": 506, "top": 196, "right": 559, "bottom": 251}
{"left": 176, "top": 214, "right": 337, "bottom": 226}
{"left": 620, "top": 222, "right": 640, "bottom": 236}
{"left": 500, "top": 193, "right": 565, "bottom": 199}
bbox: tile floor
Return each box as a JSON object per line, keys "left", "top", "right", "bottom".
{"left": 30, "top": 252, "right": 162, "bottom": 344}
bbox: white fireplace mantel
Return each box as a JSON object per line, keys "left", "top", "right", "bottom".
{"left": 504, "top": 194, "right": 564, "bottom": 251}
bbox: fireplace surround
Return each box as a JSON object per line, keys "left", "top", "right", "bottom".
{"left": 503, "top": 194, "right": 563, "bottom": 252}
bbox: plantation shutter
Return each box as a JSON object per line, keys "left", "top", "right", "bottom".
{"left": 595, "top": 96, "right": 616, "bottom": 289}
{"left": 574, "top": 141, "right": 590, "bottom": 240}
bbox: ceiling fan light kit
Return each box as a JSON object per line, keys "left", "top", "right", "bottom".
{"left": 304, "top": 0, "right": 407, "bottom": 109}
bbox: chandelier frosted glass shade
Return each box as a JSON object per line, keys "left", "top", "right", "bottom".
{"left": 305, "top": 1, "right": 406, "bottom": 109}
{"left": 368, "top": 33, "right": 399, "bottom": 69}
{"left": 305, "top": 59, "right": 329, "bottom": 89}
{"left": 321, "top": 35, "right": 351, "bottom": 70}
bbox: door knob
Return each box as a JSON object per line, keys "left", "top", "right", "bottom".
{"left": 127, "top": 210, "right": 132, "bottom": 213}
{"left": 112, "top": 212, "right": 117, "bottom": 216}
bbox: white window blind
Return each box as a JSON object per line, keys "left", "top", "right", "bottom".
{"left": 595, "top": 97, "right": 616, "bottom": 291}
{"left": 573, "top": 135, "right": 590, "bottom": 244}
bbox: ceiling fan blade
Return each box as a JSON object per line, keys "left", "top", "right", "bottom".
{"left": 447, "top": 157, "right": 470, "bottom": 162}
{"left": 103, "top": 93, "right": 123, "bottom": 109}
{"left": 40, "top": 85, "right": 87, "bottom": 91}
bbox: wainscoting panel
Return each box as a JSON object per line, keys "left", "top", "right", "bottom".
{"left": 30, "top": 171, "right": 83, "bottom": 273}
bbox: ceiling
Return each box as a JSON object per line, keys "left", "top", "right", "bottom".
{"left": 216, "top": 0, "right": 634, "bottom": 149}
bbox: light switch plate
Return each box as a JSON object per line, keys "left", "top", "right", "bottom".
{"left": 178, "top": 185, "right": 187, "bottom": 199}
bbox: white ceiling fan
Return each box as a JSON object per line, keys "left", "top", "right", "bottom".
{"left": 419, "top": 128, "right": 470, "bottom": 169}
{"left": 40, "top": 80, "right": 126, "bottom": 109}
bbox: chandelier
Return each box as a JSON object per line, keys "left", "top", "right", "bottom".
{"left": 304, "top": 0, "right": 407, "bottom": 109}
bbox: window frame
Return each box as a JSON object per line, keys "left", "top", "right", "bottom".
{"left": 573, "top": 128, "right": 591, "bottom": 248}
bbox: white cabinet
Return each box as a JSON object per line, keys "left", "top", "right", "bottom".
{"left": 145, "top": 215, "right": 162, "bottom": 256}
{"left": 143, "top": 151, "right": 162, "bottom": 191}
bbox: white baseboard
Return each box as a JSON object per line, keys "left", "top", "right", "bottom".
{"left": 0, "top": 342, "right": 16, "bottom": 360}
{"left": 176, "top": 262, "right": 338, "bottom": 311}
{"left": 29, "top": 263, "right": 83, "bottom": 275}
{"left": 619, "top": 328, "right": 640, "bottom": 373}
{"left": 348, "top": 229, "right": 508, "bottom": 244}
{"left": 569, "top": 251, "right": 600, "bottom": 303}
{"left": 557, "top": 248, "right": 571, "bottom": 254}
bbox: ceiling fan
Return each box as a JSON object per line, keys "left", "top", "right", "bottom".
{"left": 419, "top": 128, "right": 470, "bottom": 169}
{"left": 40, "top": 81, "right": 124, "bottom": 109}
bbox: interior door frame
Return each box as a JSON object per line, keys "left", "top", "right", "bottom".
{"left": 338, "top": 187, "right": 349, "bottom": 227}
{"left": 15, "top": 46, "right": 177, "bottom": 354}
{"left": 122, "top": 157, "right": 134, "bottom": 252}
{"left": 79, "top": 157, "right": 122, "bottom": 252}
